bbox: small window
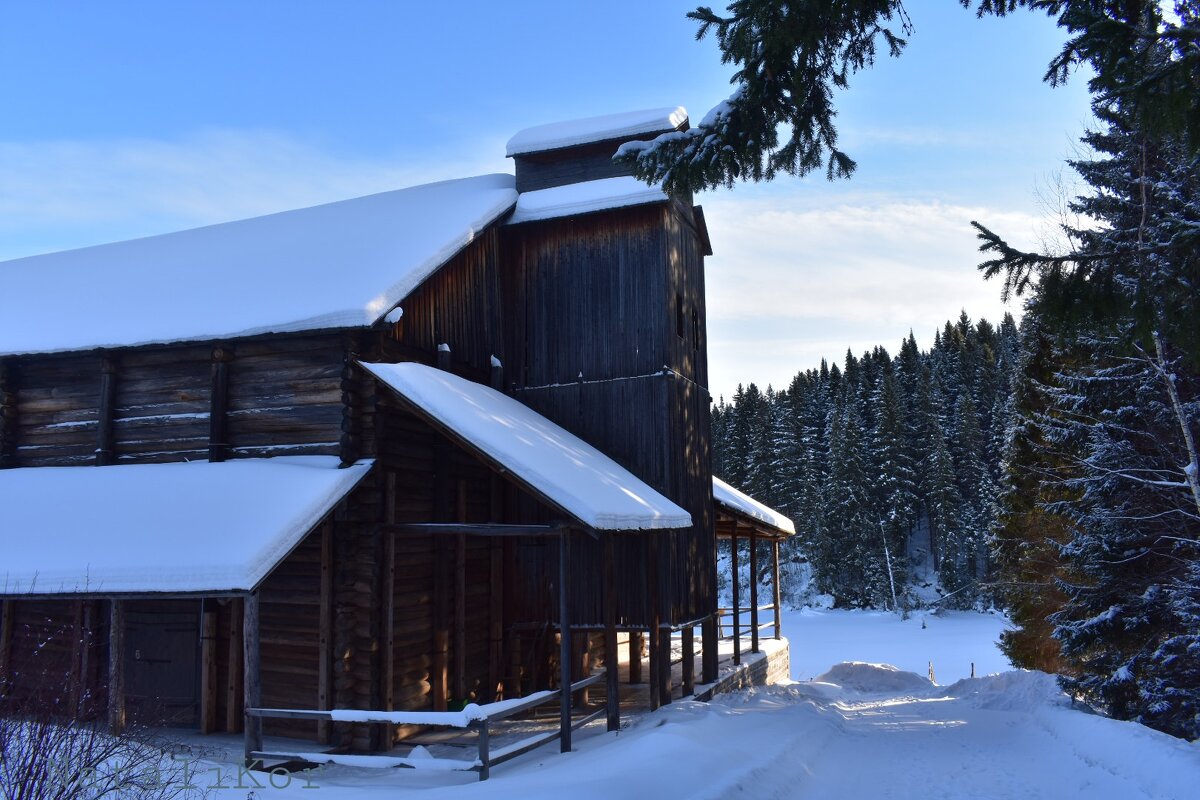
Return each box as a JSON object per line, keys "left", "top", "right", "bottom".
{"left": 676, "top": 293, "right": 685, "bottom": 339}
{"left": 692, "top": 309, "right": 700, "bottom": 350}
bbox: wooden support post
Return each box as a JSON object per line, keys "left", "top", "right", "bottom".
{"left": 488, "top": 539, "right": 503, "bottom": 702}
{"left": 0, "top": 600, "right": 12, "bottom": 697}
{"left": 701, "top": 614, "right": 718, "bottom": 684}
{"left": 381, "top": 525, "right": 395, "bottom": 713}
{"left": 69, "top": 601, "right": 84, "bottom": 714}
{"left": 80, "top": 602, "right": 96, "bottom": 714}
{"left": 558, "top": 530, "right": 572, "bottom": 753}
{"left": 772, "top": 541, "right": 782, "bottom": 640}
{"left": 603, "top": 533, "right": 620, "bottom": 732}
{"left": 0, "top": 360, "right": 17, "bottom": 470}
{"left": 317, "top": 524, "right": 332, "bottom": 743}
{"left": 646, "top": 538, "right": 661, "bottom": 711}
{"left": 200, "top": 606, "right": 218, "bottom": 733}
{"left": 243, "top": 592, "right": 262, "bottom": 767}
{"left": 750, "top": 532, "right": 760, "bottom": 654}
{"left": 226, "top": 598, "right": 244, "bottom": 734}
{"left": 731, "top": 534, "right": 741, "bottom": 665}
{"left": 432, "top": 538, "right": 449, "bottom": 711}
{"left": 657, "top": 622, "right": 672, "bottom": 707}
{"left": 108, "top": 600, "right": 125, "bottom": 735}
{"left": 681, "top": 625, "right": 695, "bottom": 697}
{"left": 454, "top": 480, "right": 467, "bottom": 703}
{"left": 208, "top": 347, "right": 232, "bottom": 462}
{"left": 628, "top": 631, "right": 643, "bottom": 684}
{"left": 96, "top": 356, "right": 117, "bottom": 466}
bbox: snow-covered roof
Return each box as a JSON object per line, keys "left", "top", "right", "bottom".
{"left": 361, "top": 361, "right": 691, "bottom": 531}
{"left": 0, "top": 456, "right": 373, "bottom": 596}
{"left": 507, "top": 176, "right": 669, "bottom": 225}
{"left": 0, "top": 175, "right": 517, "bottom": 357}
{"left": 712, "top": 476, "right": 796, "bottom": 536}
{"left": 506, "top": 107, "right": 688, "bottom": 156}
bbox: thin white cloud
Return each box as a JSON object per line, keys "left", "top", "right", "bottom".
{"left": 0, "top": 130, "right": 510, "bottom": 259}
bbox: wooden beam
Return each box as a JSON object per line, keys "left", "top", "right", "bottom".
{"left": 657, "top": 620, "right": 672, "bottom": 707}
{"left": 208, "top": 347, "right": 232, "bottom": 462}
{"left": 488, "top": 538, "right": 503, "bottom": 702}
{"left": 108, "top": 600, "right": 125, "bottom": 735}
{"left": 319, "top": 521, "right": 334, "bottom": 743}
{"left": 95, "top": 356, "right": 117, "bottom": 466}
{"left": 80, "top": 601, "right": 96, "bottom": 716}
{"left": 226, "top": 597, "right": 244, "bottom": 733}
{"left": 432, "top": 536, "right": 449, "bottom": 712}
{"left": 750, "top": 532, "right": 760, "bottom": 654}
{"left": 200, "top": 607, "right": 218, "bottom": 733}
{"left": 243, "top": 592, "right": 262, "bottom": 766}
{"left": 772, "top": 541, "right": 782, "bottom": 640}
{"left": 646, "top": 538, "right": 661, "bottom": 711}
{"left": 731, "top": 534, "right": 741, "bottom": 665}
{"left": 454, "top": 481, "right": 467, "bottom": 703}
{"left": 603, "top": 533, "right": 619, "bottom": 731}
{"left": 559, "top": 529, "right": 572, "bottom": 753}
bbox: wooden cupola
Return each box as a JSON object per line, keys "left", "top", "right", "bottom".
{"left": 506, "top": 106, "right": 689, "bottom": 193}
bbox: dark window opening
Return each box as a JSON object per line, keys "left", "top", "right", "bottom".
{"left": 676, "top": 293, "right": 685, "bottom": 339}
{"left": 692, "top": 309, "right": 700, "bottom": 350}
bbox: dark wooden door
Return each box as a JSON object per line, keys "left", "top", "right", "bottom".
{"left": 124, "top": 603, "right": 199, "bottom": 726}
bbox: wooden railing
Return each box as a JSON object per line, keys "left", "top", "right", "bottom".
{"left": 245, "top": 671, "right": 606, "bottom": 781}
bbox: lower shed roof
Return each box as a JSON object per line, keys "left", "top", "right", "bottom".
{"left": 0, "top": 456, "right": 373, "bottom": 597}
{"left": 713, "top": 476, "right": 795, "bottom": 540}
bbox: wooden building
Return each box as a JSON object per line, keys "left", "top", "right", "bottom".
{"left": 0, "top": 107, "right": 789, "bottom": 760}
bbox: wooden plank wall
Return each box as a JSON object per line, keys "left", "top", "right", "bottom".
{"left": 0, "top": 599, "right": 107, "bottom": 718}
{"left": 8, "top": 356, "right": 101, "bottom": 467}
{"left": 113, "top": 347, "right": 210, "bottom": 463}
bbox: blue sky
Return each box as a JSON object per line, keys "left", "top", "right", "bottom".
{"left": 0, "top": 1, "right": 1093, "bottom": 399}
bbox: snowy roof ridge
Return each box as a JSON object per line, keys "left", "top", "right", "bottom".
{"left": 0, "top": 457, "right": 374, "bottom": 596}
{"left": 362, "top": 361, "right": 692, "bottom": 531}
{"left": 0, "top": 174, "right": 517, "bottom": 357}
{"left": 712, "top": 476, "right": 796, "bottom": 535}
{"left": 506, "top": 107, "right": 688, "bottom": 156}
{"left": 507, "top": 176, "right": 669, "bottom": 225}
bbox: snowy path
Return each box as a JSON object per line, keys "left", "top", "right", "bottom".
{"left": 227, "top": 611, "right": 1200, "bottom": 798}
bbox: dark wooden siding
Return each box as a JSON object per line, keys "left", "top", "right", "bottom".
{"left": 113, "top": 347, "right": 210, "bottom": 463}
{"left": 513, "top": 138, "right": 637, "bottom": 193}
{"left": 9, "top": 355, "right": 101, "bottom": 467}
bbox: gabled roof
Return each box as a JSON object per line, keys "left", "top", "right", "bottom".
{"left": 0, "top": 175, "right": 517, "bottom": 357}
{"left": 361, "top": 361, "right": 691, "bottom": 531}
{"left": 506, "top": 107, "right": 688, "bottom": 156}
{"left": 0, "top": 456, "right": 373, "bottom": 596}
{"left": 506, "top": 176, "right": 669, "bottom": 225}
{"left": 713, "top": 476, "right": 796, "bottom": 537}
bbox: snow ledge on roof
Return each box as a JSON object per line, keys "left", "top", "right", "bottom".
{"left": 713, "top": 476, "right": 796, "bottom": 535}
{"left": 507, "top": 176, "right": 668, "bottom": 225}
{"left": 506, "top": 107, "right": 688, "bottom": 156}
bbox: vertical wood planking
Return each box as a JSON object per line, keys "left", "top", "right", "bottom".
{"left": 209, "top": 347, "right": 231, "bottom": 462}
{"left": 69, "top": 601, "right": 84, "bottom": 713}
{"left": 558, "top": 529, "right": 572, "bottom": 753}
{"left": 681, "top": 625, "right": 694, "bottom": 697}
{"left": 454, "top": 482, "right": 467, "bottom": 702}
{"left": 227, "top": 597, "right": 244, "bottom": 733}
{"left": 603, "top": 533, "right": 619, "bottom": 731}
{"left": 317, "top": 524, "right": 332, "bottom": 743}
{"left": 628, "top": 631, "right": 642, "bottom": 684}
{"left": 243, "top": 592, "right": 262, "bottom": 764}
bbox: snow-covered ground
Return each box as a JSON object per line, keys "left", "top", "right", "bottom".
{"left": 184, "top": 609, "right": 1199, "bottom": 798}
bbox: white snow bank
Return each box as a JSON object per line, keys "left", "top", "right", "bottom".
{"left": 361, "top": 362, "right": 691, "bottom": 530}
{"left": 937, "top": 670, "right": 1071, "bottom": 712}
{"left": 0, "top": 175, "right": 517, "bottom": 357}
{"left": 712, "top": 476, "right": 796, "bottom": 535}
{"left": 815, "top": 662, "right": 932, "bottom": 694}
{"left": 506, "top": 107, "right": 688, "bottom": 156}
{"left": 507, "top": 176, "right": 668, "bottom": 225}
{"left": 0, "top": 456, "right": 372, "bottom": 595}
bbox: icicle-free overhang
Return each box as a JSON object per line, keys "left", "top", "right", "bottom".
{"left": 360, "top": 362, "right": 692, "bottom": 531}
{"left": 0, "top": 456, "right": 373, "bottom": 597}
{"left": 713, "top": 476, "right": 795, "bottom": 539}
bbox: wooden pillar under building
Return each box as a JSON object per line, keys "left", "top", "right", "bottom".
{"left": 701, "top": 614, "right": 718, "bottom": 684}
{"left": 772, "top": 541, "right": 782, "bottom": 640}
{"left": 603, "top": 533, "right": 620, "bottom": 731}
{"left": 108, "top": 600, "right": 125, "bottom": 735}
{"left": 200, "top": 605, "right": 218, "bottom": 733}
{"left": 558, "top": 529, "right": 572, "bottom": 753}
{"left": 243, "top": 592, "right": 262, "bottom": 766}
{"left": 657, "top": 622, "right": 672, "bottom": 707}
{"left": 646, "top": 537, "right": 661, "bottom": 710}
{"left": 681, "top": 625, "right": 695, "bottom": 697}
{"left": 628, "top": 631, "right": 643, "bottom": 684}
{"left": 227, "top": 598, "right": 244, "bottom": 733}
{"left": 731, "top": 534, "right": 741, "bottom": 665}
{"left": 750, "top": 532, "right": 760, "bottom": 654}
